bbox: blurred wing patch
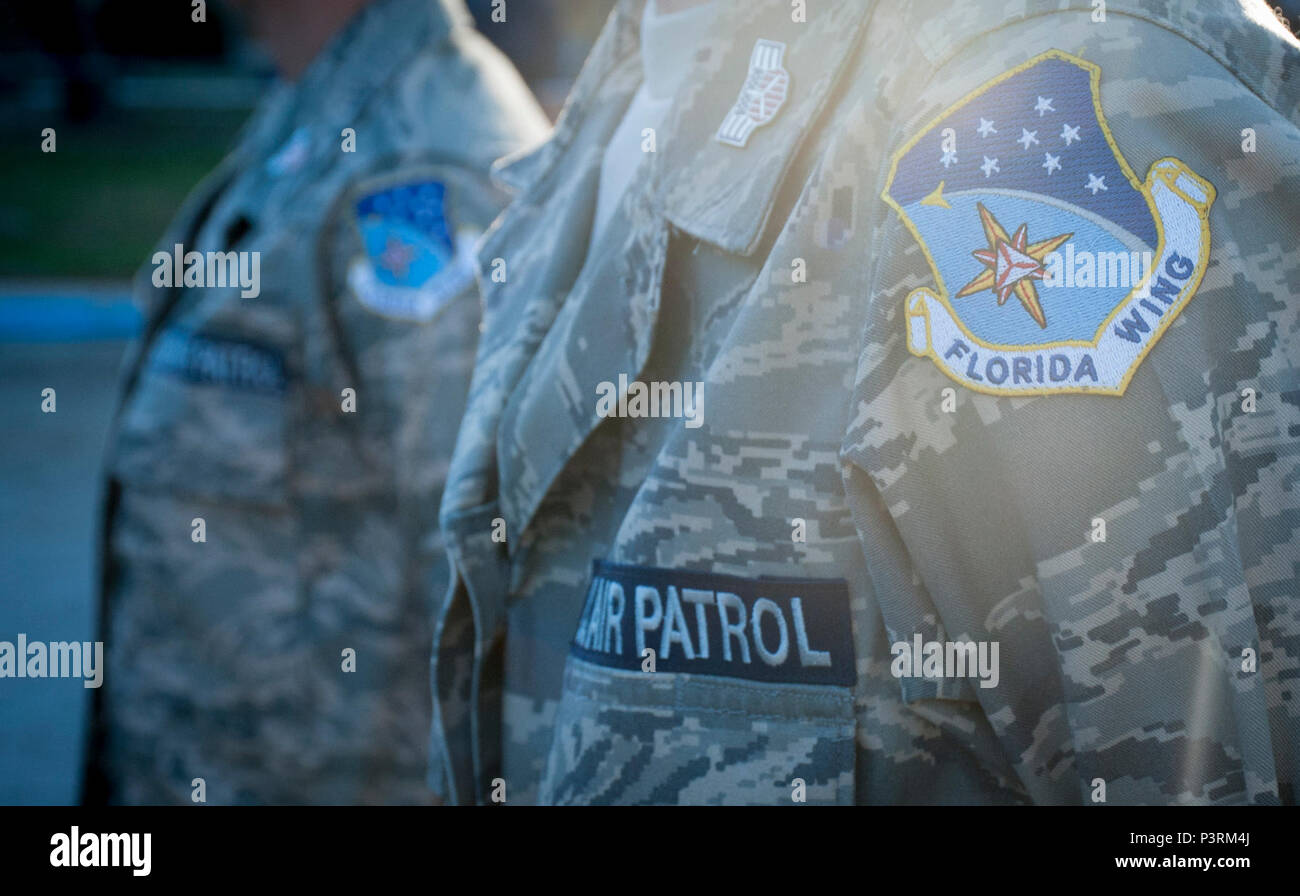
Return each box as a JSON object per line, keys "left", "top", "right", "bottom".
{"left": 347, "top": 179, "right": 476, "bottom": 322}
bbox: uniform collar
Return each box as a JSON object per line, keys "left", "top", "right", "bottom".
{"left": 443, "top": 0, "right": 648, "bottom": 532}
{"left": 456, "top": 0, "right": 876, "bottom": 553}
{"left": 491, "top": 0, "right": 648, "bottom": 194}
{"left": 299, "top": 0, "right": 461, "bottom": 96}
{"left": 496, "top": 0, "right": 874, "bottom": 257}
{"left": 657, "top": 0, "right": 874, "bottom": 255}
{"left": 640, "top": 0, "right": 720, "bottom": 101}
{"left": 493, "top": 186, "right": 670, "bottom": 563}
{"left": 256, "top": 0, "right": 461, "bottom": 166}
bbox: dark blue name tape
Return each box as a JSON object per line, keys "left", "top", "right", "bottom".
{"left": 149, "top": 329, "right": 287, "bottom": 395}
{"left": 571, "top": 560, "right": 854, "bottom": 686}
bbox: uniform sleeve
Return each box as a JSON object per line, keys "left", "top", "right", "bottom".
{"left": 842, "top": 11, "right": 1300, "bottom": 804}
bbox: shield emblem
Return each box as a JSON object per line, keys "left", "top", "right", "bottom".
{"left": 347, "top": 179, "right": 476, "bottom": 321}
{"left": 883, "top": 50, "right": 1215, "bottom": 396}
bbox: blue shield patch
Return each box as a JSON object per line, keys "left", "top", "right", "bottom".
{"left": 348, "top": 179, "right": 476, "bottom": 321}
{"left": 883, "top": 50, "right": 1215, "bottom": 396}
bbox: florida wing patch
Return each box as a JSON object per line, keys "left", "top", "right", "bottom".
{"left": 347, "top": 179, "right": 476, "bottom": 322}
{"left": 883, "top": 50, "right": 1214, "bottom": 396}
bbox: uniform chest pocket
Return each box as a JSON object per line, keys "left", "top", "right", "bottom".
{"left": 539, "top": 561, "right": 858, "bottom": 805}
{"left": 112, "top": 327, "right": 291, "bottom": 505}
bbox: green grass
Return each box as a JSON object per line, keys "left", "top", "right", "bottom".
{"left": 0, "top": 109, "right": 251, "bottom": 279}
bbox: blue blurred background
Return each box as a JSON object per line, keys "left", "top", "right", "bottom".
{"left": 0, "top": 0, "right": 614, "bottom": 805}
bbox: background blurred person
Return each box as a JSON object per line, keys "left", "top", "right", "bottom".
{"left": 82, "top": 0, "right": 548, "bottom": 804}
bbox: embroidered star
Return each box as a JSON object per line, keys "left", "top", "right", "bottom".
{"left": 1086, "top": 173, "right": 1108, "bottom": 194}
{"left": 980, "top": 156, "right": 1000, "bottom": 178}
{"left": 941, "top": 149, "right": 958, "bottom": 168}
{"left": 378, "top": 235, "right": 418, "bottom": 278}
{"left": 977, "top": 118, "right": 998, "bottom": 137}
{"left": 955, "top": 202, "right": 1072, "bottom": 329}
{"left": 1061, "top": 123, "right": 1081, "bottom": 145}
{"left": 1034, "top": 95, "right": 1055, "bottom": 117}
{"left": 1042, "top": 152, "right": 1061, "bottom": 175}
{"left": 1018, "top": 128, "right": 1039, "bottom": 150}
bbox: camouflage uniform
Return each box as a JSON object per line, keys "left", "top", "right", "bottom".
{"left": 88, "top": 0, "right": 548, "bottom": 804}
{"left": 432, "top": 0, "right": 1300, "bottom": 804}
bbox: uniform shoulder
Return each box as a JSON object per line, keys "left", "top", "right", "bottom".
{"left": 380, "top": 18, "right": 550, "bottom": 176}
{"left": 849, "top": 0, "right": 1300, "bottom": 129}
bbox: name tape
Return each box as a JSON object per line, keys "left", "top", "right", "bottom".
{"left": 571, "top": 560, "right": 854, "bottom": 686}
{"left": 150, "top": 329, "right": 287, "bottom": 395}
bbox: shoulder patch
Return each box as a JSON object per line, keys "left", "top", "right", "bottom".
{"left": 883, "top": 50, "right": 1215, "bottom": 396}
{"left": 346, "top": 178, "right": 477, "bottom": 322}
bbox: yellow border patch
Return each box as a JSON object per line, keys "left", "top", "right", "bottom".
{"left": 882, "top": 50, "right": 1216, "bottom": 397}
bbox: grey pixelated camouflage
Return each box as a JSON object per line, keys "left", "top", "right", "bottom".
{"left": 90, "top": 0, "right": 548, "bottom": 805}
{"left": 431, "top": 0, "right": 1299, "bottom": 805}
{"left": 842, "top": 0, "right": 1300, "bottom": 805}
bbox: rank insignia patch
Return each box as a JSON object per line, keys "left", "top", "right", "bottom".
{"left": 883, "top": 50, "right": 1215, "bottom": 396}
{"left": 347, "top": 179, "right": 476, "bottom": 322}
{"left": 716, "top": 39, "right": 789, "bottom": 148}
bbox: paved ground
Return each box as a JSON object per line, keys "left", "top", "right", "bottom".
{"left": 0, "top": 291, "right": 131, "bottom": 804}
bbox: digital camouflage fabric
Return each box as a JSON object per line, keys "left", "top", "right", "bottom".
{"left": 87, "top": 0, "right": 548, "bottom": 804}
{"left": 432, "top": 0, "right": 1299, "bottom": 805}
